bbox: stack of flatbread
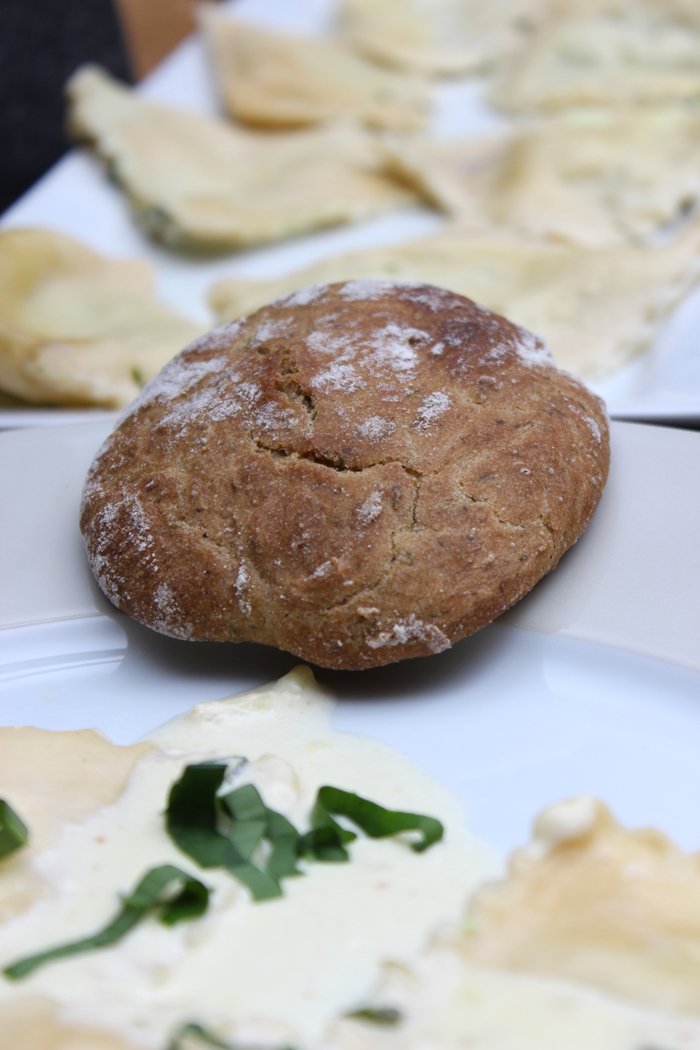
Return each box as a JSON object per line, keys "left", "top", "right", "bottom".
{"left": 29, "top": 0, "right": 700, "bottom": 406}
{"left": 199, "top": 0, "right": 700, "bottom": 380}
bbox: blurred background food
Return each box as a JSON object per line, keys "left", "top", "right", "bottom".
{"left": 0, "top": 227, "right": 202, "bottom": 407}
{"left": 65, "top": 64, "right": 416, "bottom": 253}
{"left": 2, "top": 0, "right": 700, "bottom": 414}
{"left": 199, "top": 3, "right": 431, "bottom": 130}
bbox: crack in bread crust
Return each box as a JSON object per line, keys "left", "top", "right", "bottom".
{"left": 80, "top": 281, "right": 610, "bottom": 670}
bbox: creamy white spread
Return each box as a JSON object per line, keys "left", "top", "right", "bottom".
{"left": 3, "top": 670, "right": 700, "bottom": 1050}
{"left": 0, "top": 667, "right": 495, "bottom": 1048}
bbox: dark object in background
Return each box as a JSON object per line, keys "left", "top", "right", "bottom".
{"left": 0, "top": 0, "right": 132, "bottom": 215}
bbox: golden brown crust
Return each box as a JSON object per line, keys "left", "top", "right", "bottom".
{"left": 80, "top": 281, "right": 609, "bottom": 670}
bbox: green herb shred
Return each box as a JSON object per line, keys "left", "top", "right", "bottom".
{"left": 166, "top": 762, "right": 444, "bottom": 900}
{"left": 169, "top": 1021, "right": 297, "bottom": 1050}
{"left": 345, "top": 1005, "right": 403, "bottom": 1026}
{"left": 165, "top": 763, "right": 283, "bottom": 901}
{"left": 3, "top": 864, "right": 209, "bottom": 981}
{"left": 301, "top": 785, "right": 444, "bottom": 860}
{"left": 0, "top": 798, "right": 29, "bottom": 860}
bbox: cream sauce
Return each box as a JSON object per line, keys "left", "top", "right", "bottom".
{"left": 0, "top": 667, "right": 495, "bottom": 1048}
{"left": 328, "top": 944, "right": 700, "bottom": 1049}
{"left": 4, "top": 668, "right": 700, "bottom": 1050}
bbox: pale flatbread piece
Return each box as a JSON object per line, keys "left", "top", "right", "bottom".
{"left": 66, "top": 66, "right": 416, "bottom": 253}
{"left": 0, "top": 725, "right": 149, "bottom": 922}
{"left": 384, "top": 132, "right": 512, "bottom": 221}
{"left": 0, "top": 228, "right": 202, "bottom": 408}
{"left": 0, "top": 727, "right": 152, "bottom": 1050}
{"left": 340, "top": 0, "right": 549, "bottom": 76}
{"left": 385, "top": 109, "right": 700, "bottom": 246}
{"left": 200, "top": 6, "right": 429, "bottom": 131}
{"left": 209, "top": 224, "right": 700, "bottom": 378}
{"left": 465, "top": 798, "right": 700, "bottom": 1015}
{"left": 490, "top": 0, "right": 700, "bottom": 112}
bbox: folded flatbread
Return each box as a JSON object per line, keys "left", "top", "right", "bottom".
{"left": 384, "top": 109, "right": 700, "bottom": 246}
{"left": 66, "top": 66, "right": 416, "bottom": 253}
{"left": 0, "top": 227, "right": 201, "bottom": 407}
{"left": 200, "top": 6, "right": 429, "bottom": 131}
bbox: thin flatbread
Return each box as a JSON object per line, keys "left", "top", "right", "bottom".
{"left": 384, "top": 109, "right": 700, "bottom": 246}
{"left": 66, "top": 65, "right": 416, "bottom": 253}
{"left": 464, "top": 799, "right": 700, "bottom": 1016}
{"left": 340, "top": 0, "right": 549, "bottom": 76}
{"left": 490, "top": 0, "right": 700, "bottom": 112}
{"left": 209, "top": 223, "right": 700, "bottom": 378}
{"left": 0, "top": 227, "right": 201, "bottom": 407}
{"left": 200, "top": 6, "right": 429, "bottom": 131}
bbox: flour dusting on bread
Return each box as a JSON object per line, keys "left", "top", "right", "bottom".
{"left": 81, "top": 280, "right": 609, "bottom": 670}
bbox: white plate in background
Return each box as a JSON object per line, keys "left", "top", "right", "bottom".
{"left": 2, "top": 0, "right": 700, "bottom": 427}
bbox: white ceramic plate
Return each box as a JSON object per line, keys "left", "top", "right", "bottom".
{"left": 1, "top": 419, "right": 699, "bottom": 859}
{"left": 2, "top": 0, "right": 700, "bottom": 428}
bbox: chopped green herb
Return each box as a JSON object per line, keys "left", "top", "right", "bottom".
{"left": 166, "top": 763, "right": 283, "bottom": 901}
{"left": 346, "top": 1005, "right": 403, "bottom": 1026}
{"left": 3, "top": 864, "right": 209, "bottom": 981}
{"left": 169, "top": 1022, "right": 297, "bottom": 1050}
{"left": 166, "top": 763, "right": 443, "bottom": 901}
{"left": 301, "top": 786, "right": 444, "bottom": 861}
{"left": 0, "top": 799, "right": 29, "bottom": 860}
{"left": 130, "top": 366, "right": 146, "bottom": 388}
{"left": 220, "top": 783, "right": 302, "bottom": 883}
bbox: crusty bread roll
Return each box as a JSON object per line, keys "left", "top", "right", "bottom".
{"left": 81, "top": 281, "right": 609, "bottom": 670}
